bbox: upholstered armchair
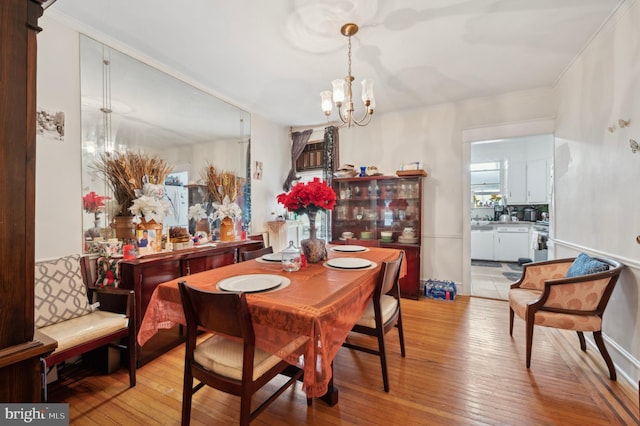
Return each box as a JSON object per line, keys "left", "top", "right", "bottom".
{"left": 509, "top": 254, "right": 623, "bottom": 380}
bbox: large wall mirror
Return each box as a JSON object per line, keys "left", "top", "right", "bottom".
{"left": 80, "top": 35, "right": 251, "bottom": 251}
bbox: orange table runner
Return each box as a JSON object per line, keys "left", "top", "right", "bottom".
{"left": 137, "top": 246, "right": 404, "bottom": 397}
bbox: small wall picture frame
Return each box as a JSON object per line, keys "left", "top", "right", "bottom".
{"left": 253, "top": 160, "right": 263, "bottom": 180}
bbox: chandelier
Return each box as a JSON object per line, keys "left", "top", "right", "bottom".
{"left": 320, "top": 23, "right": 375, "bottom": 127}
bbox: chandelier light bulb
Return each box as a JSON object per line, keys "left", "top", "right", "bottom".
{"left": 331, "top": 79, "right": 345, "bottom": 105}
{"left": 361, "top": 79, "right": 374, "bottom": 104}
{"left": 320, "top": 91, "right": 333, "bottom": 115}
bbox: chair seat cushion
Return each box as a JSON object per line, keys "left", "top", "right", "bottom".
{"left": 533, "top": 310, "right": 602, "bottom": 331}
{"left": 39, "top": 310, "right": 128, "bottom": 354}
{"left": 195, "top": 335, "right": 307, "bottom": 381}
{"left": 355, "top": 295, "right": 398, "bottom": 328}
{"left": 509, "top": 288, "right": 542, "bottom": 320}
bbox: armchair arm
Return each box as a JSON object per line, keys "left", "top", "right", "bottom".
{"left": 87, "top": 287, "right": 135, "bottom": 319}
{"left": 528, "top": 262, "right": 622, "bottom": 316}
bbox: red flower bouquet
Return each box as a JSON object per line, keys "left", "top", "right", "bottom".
{"left": 277, "top": 178, "right": 336, "bottom": 214}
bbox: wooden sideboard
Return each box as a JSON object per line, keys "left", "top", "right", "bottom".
{"left": 119, "top": 240, "right": 263, "bottom": 366}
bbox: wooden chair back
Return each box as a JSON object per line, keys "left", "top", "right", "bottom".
{"left": 240, "top": 246, "right": 274, "bottom": 262}
{"left": 179, "top": 282, "right": 253, "bottom": 343}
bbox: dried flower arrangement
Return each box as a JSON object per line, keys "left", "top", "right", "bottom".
{"left": 94, "top": 151, "right": 173, "bottom": 216}
{"left": 201, "top": 164, "right": 243, "bottom": 203}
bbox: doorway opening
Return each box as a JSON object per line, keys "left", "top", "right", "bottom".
{"left": 468, "top": 134, "right": 553, "bottom": 300}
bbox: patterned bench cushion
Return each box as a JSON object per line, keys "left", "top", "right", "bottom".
{"left": 34, "top": 254, "right": 91, "bottom": 328}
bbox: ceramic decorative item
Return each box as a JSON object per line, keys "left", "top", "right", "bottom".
{"left": 300, "top": 209, "right": 327, "bottom": 263}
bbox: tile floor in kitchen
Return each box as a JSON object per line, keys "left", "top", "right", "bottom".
{"left": 470, "top": 261, "right": 522, "bottom": 301}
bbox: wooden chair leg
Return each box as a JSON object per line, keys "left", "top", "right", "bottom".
{"left": 577, "top": 331, "right": 586, "bottom": 351}
{"left": 239, "top": 387, "right": 252, "bottom": 426}
{"left": 397, "top": 313, "right": 406, "bottom": 358}
{"left": 128, "top": 333, "right": 136, "bottom": 387}
{"left": 593, "top": 331, "right": 617, "bottom": 381}
{"left": 509, "top": 307, "right": 514, "bottom": 336}
{"left": 376, "top": 330, "right": 390, "bottom": 392}
{"left": 525, "top": 318, "right": 534, "bottom": 368}
{"left": 181, "top": 368, "right": 193, "bottom": 426}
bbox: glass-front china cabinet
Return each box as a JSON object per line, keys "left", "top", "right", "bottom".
{"left": 331, "top": 175, "right": 424, "bottom": 299}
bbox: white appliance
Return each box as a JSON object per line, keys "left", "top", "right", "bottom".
{"left": 470, "top": 228, "right": 495, "bottom": 260}
{"left": 495, "top": 226, "right": 530, "bottom": 262}
{"left": 531, "top": 221, "right": 549, "bottom": 262}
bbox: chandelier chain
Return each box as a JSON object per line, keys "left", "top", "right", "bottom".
{"left": 347, "top": 36, "right": 352, "bottom": 79}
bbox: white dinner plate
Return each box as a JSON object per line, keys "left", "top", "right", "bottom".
{"left": 331, "top": 245, "right": 368, "bottom": 253}
{"left": 326, "top": 257, "right": 372, "bottom": 269}
{"left": 261, "top": 252, "right": 283, "bottom": 262}
{"left": 218, "top": 274, "right": 284, "bottom": 292}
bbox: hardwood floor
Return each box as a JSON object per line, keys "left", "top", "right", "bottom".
{"left": 48, "top": 296, "right": 639, "bottom": 425}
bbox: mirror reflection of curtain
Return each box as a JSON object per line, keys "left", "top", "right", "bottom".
{"left": 282, "top": 129, "right": 312, "bottom": 191}
{"left": 322, "top": 126, "right": 339, "bottom": 238}
{"left": 322, "top": 126, "right": 339, "bottom": 185}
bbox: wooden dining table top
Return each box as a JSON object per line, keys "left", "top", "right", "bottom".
{"left": 137, "top": 245, "right": 405, "bottom": 398}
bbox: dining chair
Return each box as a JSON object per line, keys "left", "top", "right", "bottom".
{"left": 342, "top": 251, "right": 405, "bottom": 392}
{"left": 178, "top": 281, "right": 307, "bottom": 426}
{"left": 509, "top": 254, "right": 623, "bottom": 379}
{"left": 240, "top": 245, "right": 274, "bottom": 262}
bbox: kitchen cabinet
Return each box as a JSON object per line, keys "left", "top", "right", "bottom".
{"left": 506, "top": 159, "right": 549, "bottom": 205}
{"left": 331, "top": 175, "right": 424, "bottom": 299}
{"left": 471, "top": 228, "right": 495, "bottom": 260}
{"left": 505, "top": 161, "right": 527, "bottom": 204}
{"left": 526, "top": 159, "right": 548, "bottom": 204}
{"left": 494, "top": 226, "right": 530, "bottom": 262}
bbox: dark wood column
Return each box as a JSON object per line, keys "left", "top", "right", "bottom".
{"left": 0, "top": 0, "right": 56, "bottom": 402}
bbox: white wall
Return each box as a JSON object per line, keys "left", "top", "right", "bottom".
{"left": 36, "top": 16, "right": 83, "bottom": 259}
{"left": 553, "top": 0, "right": 640, "bottom": 385}
{"left": 249, "top": 114, "right": 291, "bottom": 235}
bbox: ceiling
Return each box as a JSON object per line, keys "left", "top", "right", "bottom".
{"left": 48, "top": 0, "right": 623, "bottom": 128}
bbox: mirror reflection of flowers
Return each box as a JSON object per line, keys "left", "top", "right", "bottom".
{"left": 94, "top": 151, "right": 173, "bottom": 217}
{"left": 188, "top": 203, "right": 208, "bottom": 221}
{"left": 276, "top": 178, "right": 337, "bottom": 215}
{"left": 129, "top": 177, "right": 173, "bottom": 224}
{"left": 83, "top": 191, "right": 111, "bottom": 218}
{"left": 201, "top": 164, "right": 242, "bottom": 203}
{"left": 211, "top": 196, "right": 242, "bottom": 221}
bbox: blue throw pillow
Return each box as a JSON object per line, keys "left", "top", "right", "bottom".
{"left": 566, "top": 253, "right": 609, "bottom": 278}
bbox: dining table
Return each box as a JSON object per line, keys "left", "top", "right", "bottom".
{"left": 137, "top": 244, "right": 405, "bottom": 404}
